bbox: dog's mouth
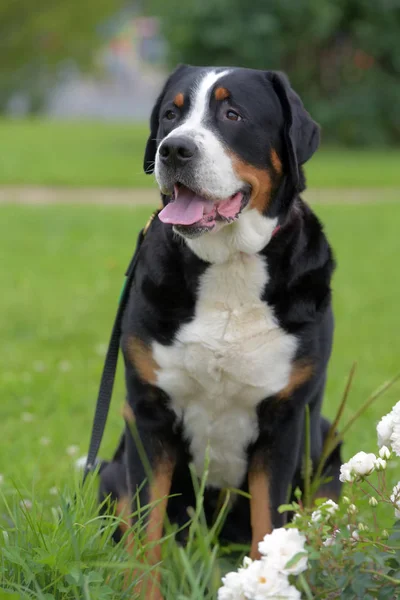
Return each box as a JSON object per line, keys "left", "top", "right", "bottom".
{"left": 158, "top": 183, "right": 249, "bottom": 233}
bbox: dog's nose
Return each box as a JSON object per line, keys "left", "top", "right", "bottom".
{"left": 159, "top": 136, "right": 197, "bottom": 167}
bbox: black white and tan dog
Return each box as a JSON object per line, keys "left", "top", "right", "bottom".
{"left": 99, "top": 64, "right": 342, "bottom": 597}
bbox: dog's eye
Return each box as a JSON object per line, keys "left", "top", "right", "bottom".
{"left": 164, "top": 109, "right": 176, "bottom": 121}
{"left": 226, "top": 110, "right": 242, "bottom": 122}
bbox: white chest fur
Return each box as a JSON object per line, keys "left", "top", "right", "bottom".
{"left": 152, "top": 253, "right": 297, "bottom": 488}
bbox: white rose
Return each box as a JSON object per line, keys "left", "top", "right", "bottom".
{"left": 218, "top": 571, "right": 245, "bottom": 600}
{"left": 241, "top": 559, "right": 300, "bottom": 600}
{"left": 391, "top": 401, "right": 400, "bottom": 423}
{"left": 348, "top": 451, "right": 376, "bottom": 477}
{"left": 258, "top": 528, "right": 307, "bottom": 575}
{"left": 390, "top": 482, "right": 400, "bottom": 509}
{"left": 339, "top": 463, "right": 355, "bottom": 483}
{"left": 390, "top": 422, "right": 400, "bottom": 457}
{"left": 377, "top": 413, "right": 394, "bottom": 448}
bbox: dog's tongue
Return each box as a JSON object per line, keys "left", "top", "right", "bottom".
{"left": 159, "top": 186, "right": 214, "bottom": 225}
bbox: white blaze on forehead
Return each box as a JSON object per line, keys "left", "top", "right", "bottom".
{"left": 183, "top": 69, "right": 231, "bottom": 128}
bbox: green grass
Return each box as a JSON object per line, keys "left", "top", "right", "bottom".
{"left": 0, "top": 120, "right": 150, "bottom": 188}
{"left": 1, "top": 471, "right": 234, "bottom": 599}
{"left": 1, "top": 201, "right": 400, "bottom": 597}
{"left": 1, "top": 119, "right": 400, "bottom": 188}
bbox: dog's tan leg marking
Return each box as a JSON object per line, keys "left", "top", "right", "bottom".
{"left": 115, "top": 495, "right": 132, "bottom": 538}
{"left": 126, "top": 336, "right": 158, "bottom": 385}
{"left": 249, "top": 467, "right": 272, "bottom": 560}
{"left": 277, "top": 361, "right": 313, "bottom": 400}
{"left": 124, "top": 457, "right": 175, "bottom": 600}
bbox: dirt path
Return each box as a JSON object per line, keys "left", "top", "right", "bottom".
{"left": 0, "top": 186, "right": 398, "bottom": 205}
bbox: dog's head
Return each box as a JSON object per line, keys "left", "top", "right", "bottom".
{"left": 144, "top": 65, "right": 319, "bottom": 261}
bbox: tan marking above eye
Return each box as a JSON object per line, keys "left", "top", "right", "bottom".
{"left": 173, "top": 92, "right": 184, "bottom": 107}
{"left": 125, "top": 336, "right": 158, "bottom": 385}
{"left": 215, "top": 86, "right": 230, "bottom": 101}
{"left": 270, "top": 149, "right": 282, "bottom": 175}
{"left": 230, "top": 153, "right": 273, "bottom": 214}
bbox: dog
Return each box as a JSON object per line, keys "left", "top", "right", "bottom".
{"left": 99, "top": 64, "right": 342, "bottom": 597}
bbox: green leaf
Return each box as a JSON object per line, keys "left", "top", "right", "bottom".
{"left": 284, "top": 551, "right": 307, "bottom": 570}
{"left": 352, "top": 552, "right": 369, "bottom": 566}
{"left": 294, "top": 487, "right": 302, "bottom": 500}
{"left": 278, "top": 504, "right": 295, "bottom": 513}
{"left": 66, "top": 566, "right": 81, "bottom": 584}
{"left": 386, "top": 557, "right": 400, "bottom": 569}
{"left": 297, "top": 572, "right": 313, "bottom": 600}
{"left": 86, "top": 570, "right": 104, "bottom": 584}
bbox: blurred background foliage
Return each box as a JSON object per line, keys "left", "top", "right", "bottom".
{"left": 0, "top": 0, "right": 125, "bottom": 113}
{"left": 147, "top": 0, "right": 400, "bottom": 146}
{"left": 1, "top": 0, "right": 399, "bottom": 145}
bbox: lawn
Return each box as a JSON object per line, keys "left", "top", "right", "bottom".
{"left": 1, "top": 119, "right": 400, "bottom": 188}
{"left": 1, "top": 123, "right": 400, "bottom": 597}
{"left": 1, "top": 202, "right": 400, "bottom": 597}
{"left": 1, "top": 201, "right": 399, "bottom": 497}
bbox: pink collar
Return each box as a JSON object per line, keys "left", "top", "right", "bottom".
{"left": 272, "top": 225, "right": 281, "bottom": 238}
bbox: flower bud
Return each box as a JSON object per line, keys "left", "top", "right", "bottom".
{"left": 374, "top": 457, "right": 387, "bottom": 471}
{"left": 342, "top": 496, "right": 350, "bottom": 504}
{"left": 348, "top": 504, "right": 358, "bottom": 514}
{"left": 379, "top": 446, "right": 391, "bottom": 460}
{"left": 382, "top": 530, "right": 389, "bottom": 539}
{"left": 369, "top": 496, "right": 378, "bottom": 507}
{"left": 323, "top": 536, "right": 335, "bottom": 547}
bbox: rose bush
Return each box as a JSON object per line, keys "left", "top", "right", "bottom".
{"left": 218, "top": 398, "right": 400, "bottom": 599}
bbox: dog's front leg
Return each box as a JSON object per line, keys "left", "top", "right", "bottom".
{"left": 248, "top": 461, "right": 272, "bottom": 560}
{"left": 248, "top": 403, "right": 304, "bottom": 559}
{"left": 126, "top": 456, "right": 174, "bottom": 600}
{"left": 122, "top": 404, "right": 177, "bottom": 600}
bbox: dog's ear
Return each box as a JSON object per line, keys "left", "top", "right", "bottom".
{"left": 267, "top": 71, "right": 320, "bottom": 189}
{"left": 143, "top": 64, "right": 188, "bottom": 174}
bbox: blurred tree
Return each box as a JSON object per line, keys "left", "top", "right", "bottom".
{"left": 0, "top": 0, "right": 127, "bottom": 113}
{"left": 148, "top": 0, "right": 400, "bottom": 145}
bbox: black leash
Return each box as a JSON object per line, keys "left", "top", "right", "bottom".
{"left": 83, "top": 210, "right": 159, "bottom": 484}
